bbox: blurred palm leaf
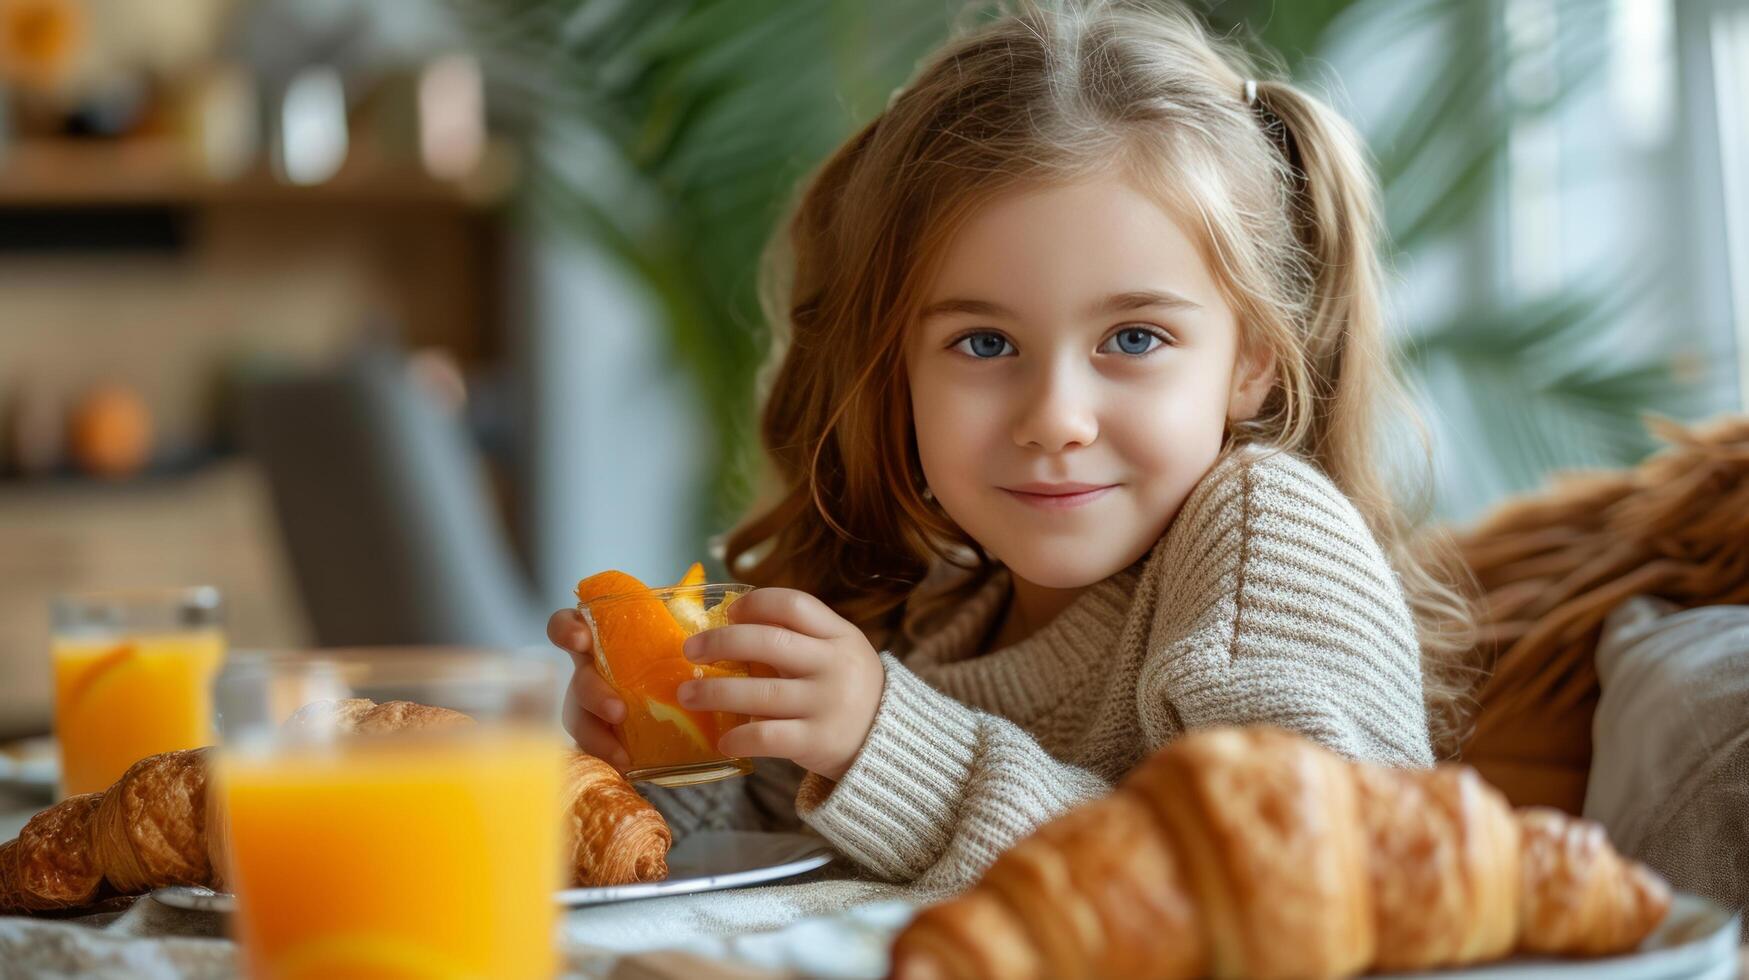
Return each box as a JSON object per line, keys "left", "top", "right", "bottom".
{"left": 454, "top": 0, "right": 971, "bottom": 532}
{"left": 1207, "top": 0, "right": 1711, "bottom": 517}
{"left": 1399, "top": 283, "right": 1712, "bottom": 514}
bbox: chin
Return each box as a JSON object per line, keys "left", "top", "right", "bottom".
{"left": 1000, "top": 548, "right": 1129, "bottom": 590}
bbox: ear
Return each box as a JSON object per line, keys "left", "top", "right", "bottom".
{"left": 1227, "top": 342, "right": 1277, "bottom": 423}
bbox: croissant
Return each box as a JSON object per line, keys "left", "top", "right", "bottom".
{"left": 561, "top": 752, "right": 671, "bottom": 885}
{"left": 0, "top": 747, "right": 218, "bottom": 912}
{"left": 0, "top": 699, "right": 670, "bottom": 913}
{"left": 891, "top": 726, "right": 1671, "bottom": 980}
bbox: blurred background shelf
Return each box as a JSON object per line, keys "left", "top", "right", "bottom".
{"left": 0, "top": 0, "right": 524, "bottom": 731}
{"left": 0, "top": 138, "right": 516, "bottom": 208}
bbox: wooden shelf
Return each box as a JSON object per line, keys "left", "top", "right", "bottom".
{"left": 0, "top": 138, "right": 517, "bottom": 208}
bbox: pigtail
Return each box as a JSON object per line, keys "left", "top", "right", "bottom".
{"left": 1247, "top": 80, "right": 1386, "bottom": 501}
{"left": 1251, "top": 79, "right": 1485, "bottom": 758}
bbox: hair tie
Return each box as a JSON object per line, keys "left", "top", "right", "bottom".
{"left": 1243, "top": 79, "right": 1258, "bottom": 105}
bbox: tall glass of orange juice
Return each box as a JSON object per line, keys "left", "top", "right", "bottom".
{"left": 213, "top": 650, "right": 566, "bottom": 980}
{"left": 51, "top": 587, "right": 226, "bottom": 796}
{"left": 579, "top": 582, "right": 756, "bottom": 787}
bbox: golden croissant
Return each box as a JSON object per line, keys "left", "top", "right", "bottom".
{"left": 892, "top": 726, "right": 1670, "bottom": 980}
{"left": 0, "top": 699, "right": 670, "bottom": 913}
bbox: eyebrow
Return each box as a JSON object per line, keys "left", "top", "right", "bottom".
{"left": 918, "top": 288, "right": 1202, "bottom": 321}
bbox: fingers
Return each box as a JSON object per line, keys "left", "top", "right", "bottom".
{"left": 725, "top": 588, "right": 850, "bottom": 640}
{"left": 679, "top": 675, "right": 811, "bottom": 718}
{"left": 683, "top": 623, "right": 823, "bottom": 676}
{"left": 569, "top": 664, "right": 625, "bottom": 725}
{"left": 716, "top": 719, "right": 810, "bottom": 760}
{"left": 546, "top": 608, "right": 593, "bottom": 663}
{"left": 561, "top": 688, "right": 629, "bottom": 769}
{"left": 561, "top": 640, "right": 628, "bottom": 767}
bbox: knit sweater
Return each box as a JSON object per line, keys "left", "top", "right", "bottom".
{"left": 645, "top": 446, "right": 1433, "bottom": 895}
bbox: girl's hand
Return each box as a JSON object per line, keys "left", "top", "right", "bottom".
{"left": 547, "top": 608, "right": 632, "bottom": 770}
{"left": 677, "top": 588, "right": 884, "bottom": 782}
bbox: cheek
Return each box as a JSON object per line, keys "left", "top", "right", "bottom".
{"left": 908, "top": 365, "right": 1004, "bottom": 488}
{"left": 1110, "top": 366, "right": 1231, "bottom": 482}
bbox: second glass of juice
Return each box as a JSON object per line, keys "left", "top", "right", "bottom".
{"left": 580, "top": 583, "right": 756, "bottom": 787}
{"left": 51, "top": 587, "right": 225, "bottom": 797}
{"left": 213, "top": 649, "right": 566, "bottom": 980}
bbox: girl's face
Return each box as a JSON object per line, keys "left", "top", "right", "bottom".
{"left": 906, "top": 172, "right": 1274, "bottom": 590}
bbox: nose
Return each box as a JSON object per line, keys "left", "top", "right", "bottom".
{"left": 1011, "top": 356, "right": 1099, "bottom": 453}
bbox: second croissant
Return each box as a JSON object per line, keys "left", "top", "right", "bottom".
{"left": 892, "top": 726, "right": 1670, "bottom": 980}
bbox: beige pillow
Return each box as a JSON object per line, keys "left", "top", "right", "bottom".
{"left": 1584, "top": 596, "right": 1748, "bottom": 939}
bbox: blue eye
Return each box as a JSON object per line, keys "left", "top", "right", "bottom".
{"left": 952, "top": 331, "right": 1015, "bottom": 359}
{"left": 1100, "top": 326, "right": 1167, "bottom": 356}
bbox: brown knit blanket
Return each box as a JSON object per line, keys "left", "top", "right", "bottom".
{"left": 1455, "top": 415, "right": 1749, "bottom": 812}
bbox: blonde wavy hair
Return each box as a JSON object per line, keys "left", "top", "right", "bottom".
{"left": 723, "top": 0, "right": 1482, "bottom": 757}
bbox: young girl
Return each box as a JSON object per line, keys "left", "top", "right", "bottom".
{"left": 550, "top": 1, "right": 1474, "bottom": 896}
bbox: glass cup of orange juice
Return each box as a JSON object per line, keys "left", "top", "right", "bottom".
{"left": 580, "top": 583, "right": 756, "bottom": 787}
{"left": 51, "top": 586, "right": 226, "bottom": 797}
{"left": 213, "top": 649, "right": 566, "bottom": 980}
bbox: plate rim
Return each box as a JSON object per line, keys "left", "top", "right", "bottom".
{"left": 0, "top": 736, "right": 59, "bottom": 793}
{"left": 151, "top": 831, "right": 838, "bottom": 914}
{"left": 554, "top": 842, "right": 835, "bottom": 907}
{"left": 1371, "top": 891, "right": 1740, "bottom": 978}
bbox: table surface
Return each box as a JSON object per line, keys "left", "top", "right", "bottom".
{"left": 3, "top": 782, "right": 1744, "bottom": 980}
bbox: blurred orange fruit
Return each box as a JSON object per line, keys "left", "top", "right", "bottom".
{"left": 68, "top": 383, "right": 153, "bottom": 480}
{"left": 0, "top": 0, "right": 85, "bottom": 91}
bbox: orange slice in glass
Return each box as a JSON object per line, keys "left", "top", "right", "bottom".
{"left": 62, "top": 642, "right": 138, "bottom": 716}
{"left": 575, "top": 568, "right": 747, "bottom": 768}
{"left": 664, "top": 563, "right": 709, "bottom": 632}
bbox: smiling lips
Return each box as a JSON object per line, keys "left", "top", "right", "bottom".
{"left": 1000, "top": 482, "right": 1119, "bottom": 509}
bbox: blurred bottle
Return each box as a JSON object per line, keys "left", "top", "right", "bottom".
{"left": 272, "top": 63, "right": 346, "bottom": 186}
{"left": 359, "top": 54, "right": 515, "bottom": 202}
{"left": 173, "top": 62, "right": 258, "bottom": 181}
{"left": 417, "top": 54, "right": 485, "bottom": 182}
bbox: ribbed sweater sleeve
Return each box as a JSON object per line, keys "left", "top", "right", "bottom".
{"left": 1138, "top": 450, "right": 1435, "bottom": 767}
{"left": 793, "top": 653, "right": 1109, "bottom": 894}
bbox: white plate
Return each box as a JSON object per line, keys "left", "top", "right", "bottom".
{"left": 558, "top": 829, "right": 835, "bottom": 906}
{"left": 0, "top": 736, "right": 58, "bottom": 797}
{"left": 152, "top": 830, "right": 836, "bottom": 914}
{"left": 1375, "top": 891, "right": 1741, "bottom": 979}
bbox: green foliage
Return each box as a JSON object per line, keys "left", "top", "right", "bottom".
{"left": 1207, "top": 0, "right": 1709, "bottom": 516}
{"left": 464, "top": 0, "right": 1718, "bottom": 533}
{"left": 456, "top": 0, "right": 969, "bottom": 533}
